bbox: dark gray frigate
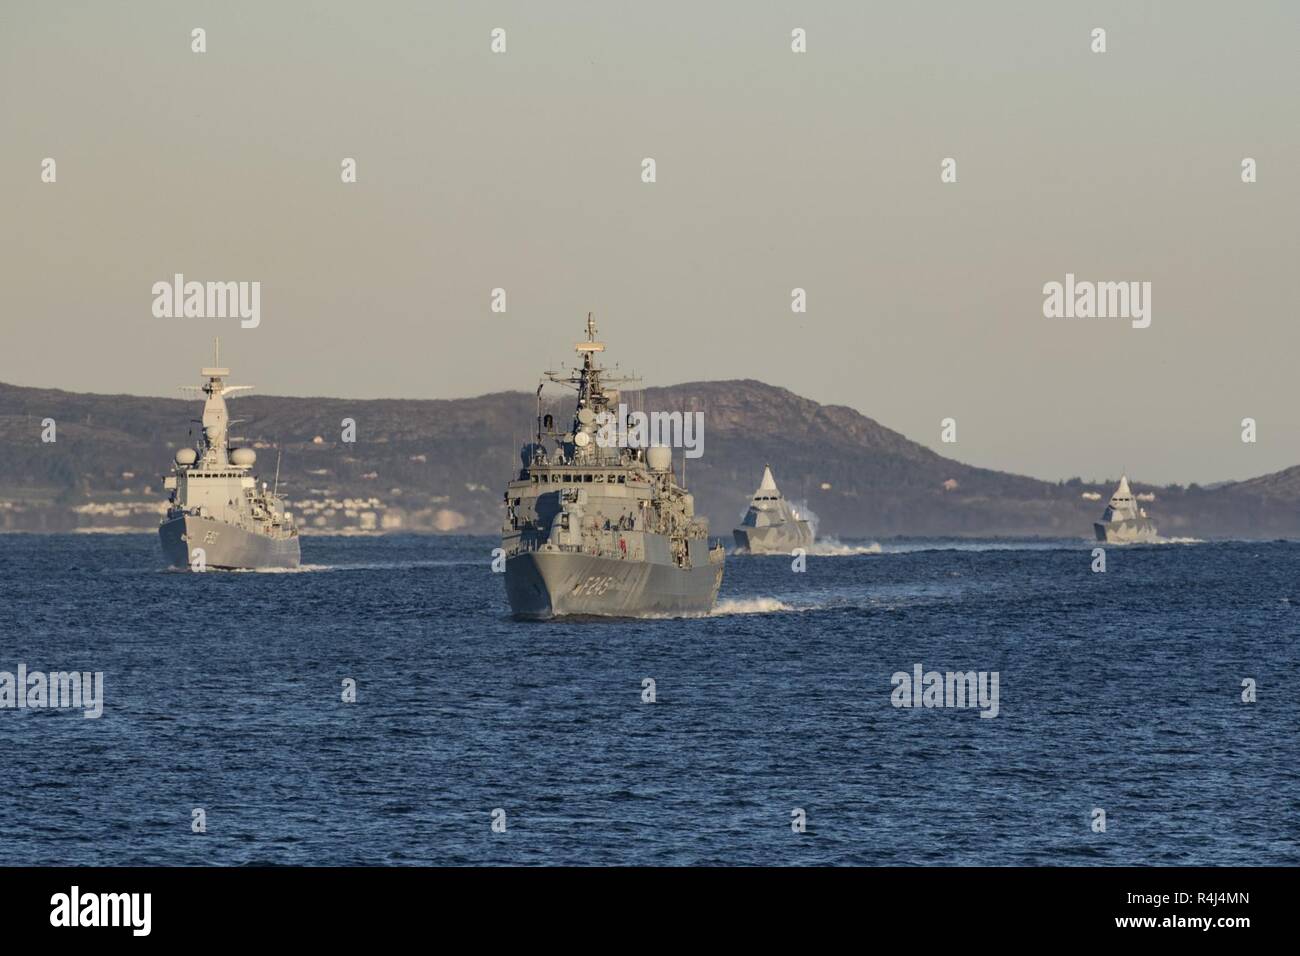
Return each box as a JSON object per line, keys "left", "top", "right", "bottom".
{"left": 502, "top": 315, "right": 725, "bottom": 619}
{"left": 732, "top": 464, "right": 814, "bottom": 554}
{"left": 159, "top": 344, "right": 300, "bottom": 570}
{"left": 1093, "top": 474, "right": 1158, "bottom": 543}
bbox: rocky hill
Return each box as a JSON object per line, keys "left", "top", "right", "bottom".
{"left": 1, "top": 378, "right": 1296, "bottom": 539}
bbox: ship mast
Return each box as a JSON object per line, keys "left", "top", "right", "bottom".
{"left": 534, "top": 315, "right": 642, "bottom": 465}
{"left": 198, "top": 339, "right": 233, "bottom": 466}
{"left": 177, "top": 338, "right": 254, "bottom": 468}
{"left": 574, "top": 312, "right": 605, "bottom": 409}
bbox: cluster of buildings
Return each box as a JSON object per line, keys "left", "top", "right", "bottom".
{"left": 290, "top": 495, "right": 398, "bottom": 532}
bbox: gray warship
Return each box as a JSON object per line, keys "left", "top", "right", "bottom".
{"left": 159, "top": 344, "right": 300, "bottom": 570}
{"left": 732, "top": 465, "right": 814, "bottom": 554}
{"left": 1093, "top": 474, "right": 1158, "bottom": 543}
{"left": 502, "top": 315, "right": 725, "bottom": 619}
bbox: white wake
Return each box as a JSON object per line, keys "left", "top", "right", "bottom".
{"left": 807, "top": 539, "right": 883, "bottom": 556}
{"left": 710, "top": 597, "right": 794, "bottom": 615}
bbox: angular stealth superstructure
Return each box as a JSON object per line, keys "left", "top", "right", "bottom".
{"left": 732, "top": 465, "right": 814, "bottom": 554}
{"left": 159, "top": 343, "right": 300, "bottom": 570}
{"left": 501, "top": 315, "right": 724, "bottom": 619}
{"left": 1093, "top": 474, "right": 1158, "bottom": 543}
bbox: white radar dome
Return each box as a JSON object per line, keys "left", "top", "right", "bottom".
{"left": 646, "top": 446, "right": 672, "bottom": 471}
{"left": 174, "top": 448, "right": 197, "bottom": 466}
{"left": 230, "top": 447, "right": 257, "bottom": 466}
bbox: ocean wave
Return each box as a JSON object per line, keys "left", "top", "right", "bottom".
{"left": 877, "top": 540, "right": 1078, "bottom": 554}
{"left": 216, "top": 559, "right": 477, "bottom": 574}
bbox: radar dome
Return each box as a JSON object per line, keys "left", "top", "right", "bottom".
{"left": 230, "top": 447, "right": 257, "bottom": 467}
{"left": 174, "top": 448, "right": 197, "bottom": 466}
{"left": 646, "top": 446, "right": 672, "bottom": 471}
{"left": 576, "top": 407, "right": 595, "bottom": 426}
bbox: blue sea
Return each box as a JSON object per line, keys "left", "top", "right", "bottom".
{"left": 1, "top": 533, "right": 1296, "bottom": 866}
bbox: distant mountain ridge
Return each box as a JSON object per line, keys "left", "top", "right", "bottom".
{"left": 1, "top": 378, "right": 1297, "bottom": 538}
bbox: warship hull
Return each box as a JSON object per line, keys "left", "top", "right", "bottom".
{"left": 1093, "top": 518, "right": 1159, "bottom": 544}
{"left": 505, "top": 550, "right": 723, "bottom": 619}
{"left": 160, "top": 514, "right": 301, "bottom": 570}
{"left": 733, "top": 522, "right": 813, "bottom": 554}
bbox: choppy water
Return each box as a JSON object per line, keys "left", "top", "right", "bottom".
{"left": 0, "top": 533, "right": 1296, "bottom": 865}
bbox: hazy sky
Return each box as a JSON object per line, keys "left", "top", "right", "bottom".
{"left": 3, "top": 1, "right": 1297, "bottom": 485}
